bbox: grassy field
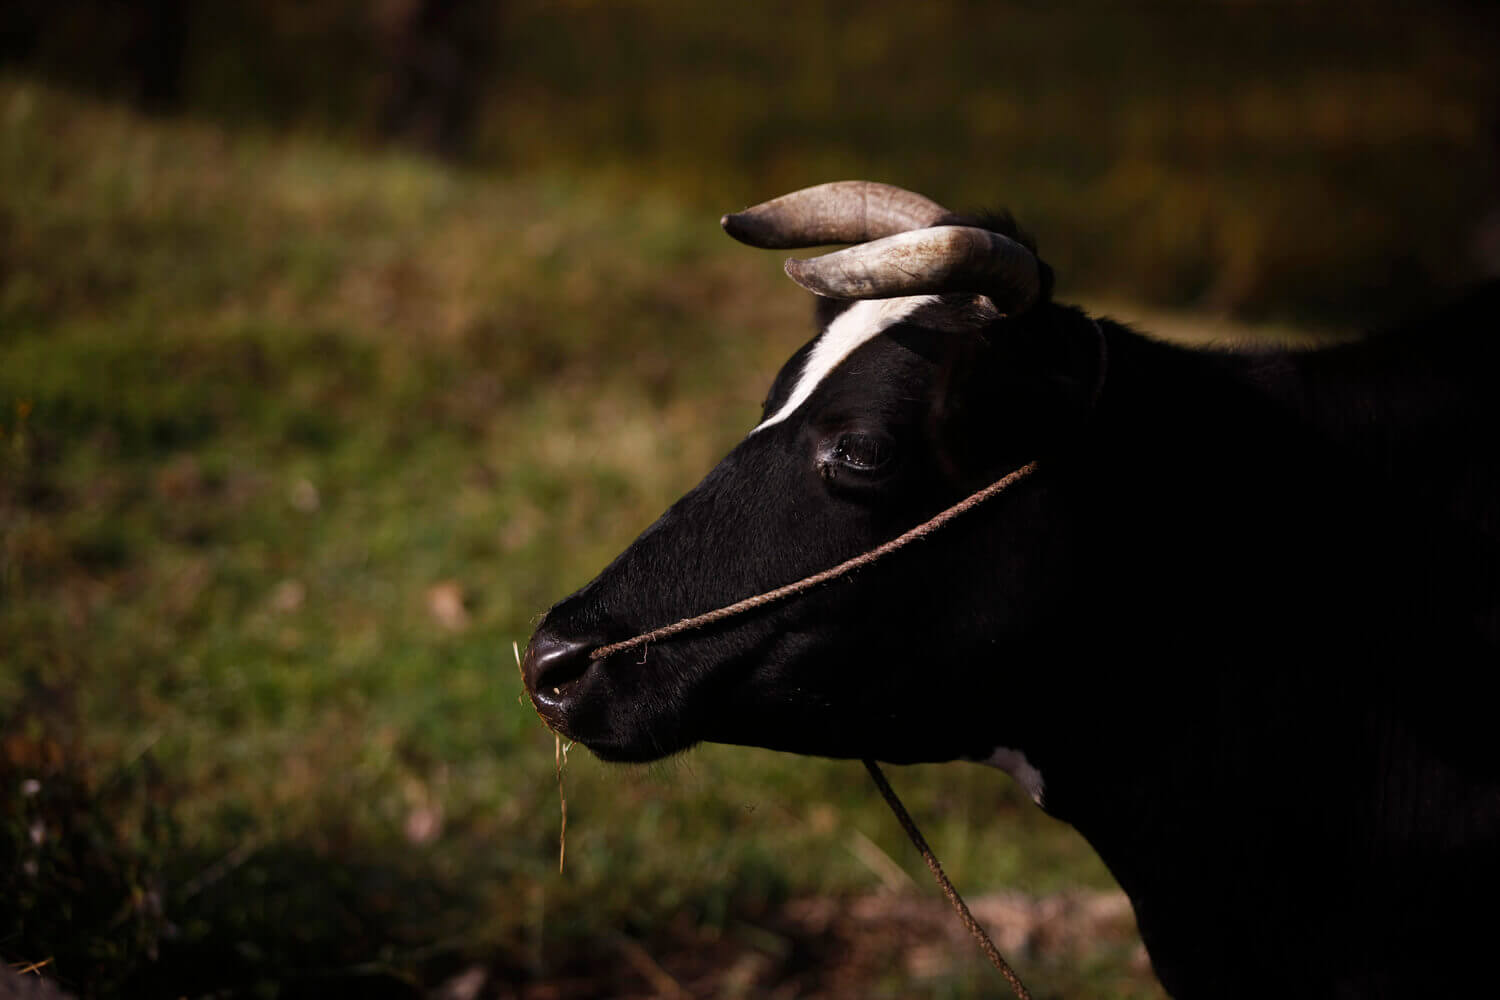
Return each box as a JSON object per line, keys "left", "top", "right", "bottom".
{"left": 0, "top": 79, "right": 1173, "bottom": 998}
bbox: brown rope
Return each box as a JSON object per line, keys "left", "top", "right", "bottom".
{"left": 589, "top": 460, "right": 1040, "bottom": 661}
{"left": 864, "top": 759, "right": 1033, "bottom": 1000}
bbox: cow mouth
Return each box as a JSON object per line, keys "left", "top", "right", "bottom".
{"left": 520, "top": 627, "right": 696, "bottom": 761}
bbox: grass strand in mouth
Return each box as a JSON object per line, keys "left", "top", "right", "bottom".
{"left": 516, "top": 640, "right": 571, "bottom": 873}
{"left": 555, "top": 734, "right": 571, "bottom": 874}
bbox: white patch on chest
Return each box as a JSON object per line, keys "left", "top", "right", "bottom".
{"left": 752, "top": 295, "right": 938, "bottom": 433}
{"left": 977, "top": 746, "right": 1046, "bottom": 806}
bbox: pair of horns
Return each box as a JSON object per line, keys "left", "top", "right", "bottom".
{"left": 721, "top": 181, "right": 1040, "bottom": 314}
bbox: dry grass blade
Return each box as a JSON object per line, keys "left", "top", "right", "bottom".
{"left": 555, "top": 735, "right": 569, "bottom": 874}
{"left": 519, "top": 639, "right": 570, "bottom": 874}
{"left": 610, "top": 932, "right": 692, "bottom": 1000}
{"left": 848, "top": 828, "right": 917, "bottom": 893}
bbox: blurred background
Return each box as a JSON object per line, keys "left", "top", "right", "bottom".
{"left": 2, "top": 2, "right": 1496, "bottom": 997}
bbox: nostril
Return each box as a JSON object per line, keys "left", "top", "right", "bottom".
{"left": 521, "top": 630, "right": 595, "bottom": 699}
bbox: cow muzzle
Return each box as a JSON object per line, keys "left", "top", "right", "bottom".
{"left": 520, "top": 627, "right": 594, "bottom": 730}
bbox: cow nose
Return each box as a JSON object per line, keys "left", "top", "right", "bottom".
{"left": 521, "top": 629, "right": 594, "bottom": 704}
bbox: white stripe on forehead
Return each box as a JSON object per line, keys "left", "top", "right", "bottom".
{"left": 753, "top": 295, "right": 938, "bottom": 433}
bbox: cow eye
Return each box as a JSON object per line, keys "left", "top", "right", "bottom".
{"left": 827, "top": 431, "right": 895, "bottom": 472}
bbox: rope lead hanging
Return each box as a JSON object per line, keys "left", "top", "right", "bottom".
{"left": 863, "top": 759, "right": 1032, "bottom": 1000}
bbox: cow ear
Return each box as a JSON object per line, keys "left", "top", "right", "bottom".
{"left": 983, "top": 308, "right": 1101, "bottom": 399}
{"left": 1023, "top": 315, "right": 1104, "bottom": 428}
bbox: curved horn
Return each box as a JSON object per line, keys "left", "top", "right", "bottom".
{"left": 783, "top": 226, "right": 1041, "bottom": 313}
{"left": 721, "top": 181, "right": 950, "bottom": 249}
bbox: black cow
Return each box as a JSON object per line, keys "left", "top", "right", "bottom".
{"left": 521, "top": 181, "right": 1500, "bottom": 997}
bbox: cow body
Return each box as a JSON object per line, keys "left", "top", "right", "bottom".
{"left": 522, "top": 183, "right": 1500, "bottom": 996}
{"left": 996, "top": 291, "right": 1500, "bottom": 996}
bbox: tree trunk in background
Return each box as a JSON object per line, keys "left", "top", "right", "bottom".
{"left": 374, "top": 0, "right": 499, "bottom": 157}
{"left": 127, "top": 0, "right": 187, "bottom": 112}
{"left": 0, "top": 0, "right": 186, "bottom": 112}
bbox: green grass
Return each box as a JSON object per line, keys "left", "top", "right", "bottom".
{"left": 0, "top": 80, "right": 1165, "bottom": 998}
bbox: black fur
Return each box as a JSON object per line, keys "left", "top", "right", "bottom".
{"left": 523, "top": 217, "right": 1500, "bottom": 996}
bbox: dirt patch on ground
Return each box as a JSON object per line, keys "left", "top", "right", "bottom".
{"left": 477, "top": 889, "right": 1162, "bottom": 1000}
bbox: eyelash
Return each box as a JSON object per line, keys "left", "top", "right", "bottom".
{"left": 830, "top": 432, "right": 892, "bottom": 470}
{"left": 817, "top": 430, "right": 900, "bottom": 489}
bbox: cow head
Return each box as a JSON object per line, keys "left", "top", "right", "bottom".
{"left": 521, "top": 182, "right": 1104, "bottom": 766}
